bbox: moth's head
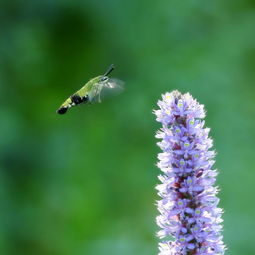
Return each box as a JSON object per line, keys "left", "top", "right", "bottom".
{"left": 91, "top": 75, "right": 107, "bottom": 84}
{"left": 100, "top": 75, "right": 109, "bottom": 82}
{"left": 98, "top": 65, "right": 114, "bottom": 82}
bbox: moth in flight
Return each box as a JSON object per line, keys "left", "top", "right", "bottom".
{"left": 56, "top": 64, "right": 123, "bottom": 114}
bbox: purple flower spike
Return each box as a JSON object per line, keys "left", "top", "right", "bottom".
{"left": 154, "top": 91, "right": 225, "bottom": 255}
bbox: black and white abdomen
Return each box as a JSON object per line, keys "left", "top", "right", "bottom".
{"left": 56, "top": 94, "right": 89, "bottom": 114}
{"left": 70, "top": 94, "right": 89, "bottom": 105}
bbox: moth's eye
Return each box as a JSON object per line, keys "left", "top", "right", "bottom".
{"left": 100, "top": 76, "right": 108, "bottom": 82}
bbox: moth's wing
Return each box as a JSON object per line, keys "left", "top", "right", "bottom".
{"left": 99, "top": 78, "right": 124, "bottom": 101}
{"left": 105, "top": 78, "right": 124, "bottom": 90}
{"left": 86, "top": 82, "right": 103, "bottom": 104}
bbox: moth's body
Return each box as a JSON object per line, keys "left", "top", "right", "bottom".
{"left": 57, "top": 65, "right": 122, "bottom": 114}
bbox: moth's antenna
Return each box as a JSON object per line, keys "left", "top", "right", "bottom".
{"left": 104, "top": 64, "right": 115, "bottom": 76}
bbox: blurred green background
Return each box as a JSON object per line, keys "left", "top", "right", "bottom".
{"left": 1, "top": 0, "right": 255, "bottom": 254}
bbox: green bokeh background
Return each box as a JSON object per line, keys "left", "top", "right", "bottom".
{"left": 1, "top": 1, "right": 255, "bottom": 254}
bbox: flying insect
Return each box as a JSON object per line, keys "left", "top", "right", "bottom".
{"left": 56, "top": 64, "right": 123, "bottom": 114}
